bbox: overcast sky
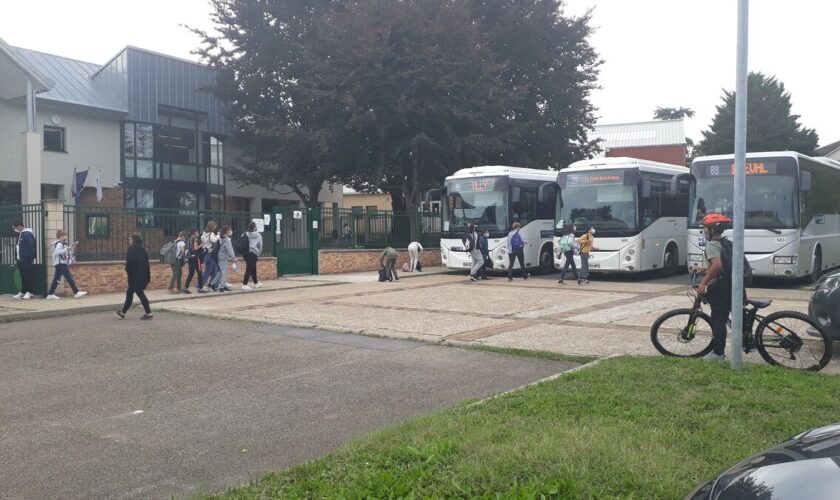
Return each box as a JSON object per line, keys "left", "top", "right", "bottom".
{"left": 2, "top": 0, "right": 836, "bottom": 146}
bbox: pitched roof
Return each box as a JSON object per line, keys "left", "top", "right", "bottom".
{"left": 10, "top": 46, "right": 126, "bottom": 112}
{"left": 816, "top": 140, "right": 840, "bottom": 158}
{"left": 593, "top": 120, "right": 686, "bottom": 151}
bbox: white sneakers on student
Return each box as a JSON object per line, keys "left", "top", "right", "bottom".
{"left": 12, "top": 292, "right": 22, "bottom": 299}
{"left": 46, "top": 294, "right": 61, "bottom": 300}
{"left": 74, "top": 291, "right": 88, "bottom": 298}
{"left": 21, "top": 292, "right": 32, "bottom": 300}
{"left": 241, "top": 285, "right": 252, "bottom": 291}
{"left": 254, "top": 282, "right": 263, "bottom": 289}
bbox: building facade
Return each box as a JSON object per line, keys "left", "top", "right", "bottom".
{"left": 0, "top": 37, "right": 341, "bottom": 211}
{"left": 592, "top": 120, "right": 687, "bottom": 166}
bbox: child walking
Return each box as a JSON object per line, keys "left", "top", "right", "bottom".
{"left": 116, "top": 233, "right": 152, "bottom": 320}
{"left": 46, "top": 230, "right": 87, "bottom": 299}
{"left": 576, "top": 227, "right": 598, "bottom": 285}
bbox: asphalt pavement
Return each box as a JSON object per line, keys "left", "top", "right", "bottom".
{"left": 0, "top": 312, "right": 574, "bottom": 499}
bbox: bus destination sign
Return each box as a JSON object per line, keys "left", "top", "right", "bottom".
{"left": 703, "top": 162, "right": 778, "bottom": 177}
{"left": 452, "top": 178, "right": 497, "bottom": 192}
{"left": 567, "top": 173, "right": 623, "bottom": 186}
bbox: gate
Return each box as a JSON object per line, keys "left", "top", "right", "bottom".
{"left": 0, "top": 204, "right": 47, "bottom": 295}
{"left": 273, "top": 207, "right": 320, "bottom": 275}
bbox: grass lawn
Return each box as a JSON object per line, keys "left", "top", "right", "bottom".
{"left": 208, "top": 356, "right": 840, "bottom": 499}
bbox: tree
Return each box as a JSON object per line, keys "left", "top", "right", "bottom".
{"left": 697, "top": 72, "right": 819, "bottom": 156}
{"left": 653, "top": 107, "right": 695, "bottom": 120}
{"left": 193, "top": 0, "right": 349, "bottom": 208}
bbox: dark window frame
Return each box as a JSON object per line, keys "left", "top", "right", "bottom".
{"left": 85, "top": 214, "right": 111, "bottom": 239}
{"left": 43, "top": 126, "right": 66, "bottom": 153}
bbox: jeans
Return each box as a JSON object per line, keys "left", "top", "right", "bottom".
{"left": 243, "top": 252, "right": 259, "bottom": 285}
{"left": 185, "top": 256, "right": 203, "bottom": 289}
{"left": 507, "top": 249, "right": 526, "bottom": 279}
{"left": 706, "top": 286, "right": 732, "bottom": 356}
{"left": 479, "top": 253, "right": 490, "bottom": 278}
{"left": 560, "top": 251, "right": 578, "bottom": 281}
{"left": 48, "top": 264, "right": 78, "bottom": 295}
{"left": 202, "top": 256, "right": 218, "bottom": 288}
{"left": 123, "top": 287, "right": 151, "bottom": 314}
{"left": 169, "top": 263, "right": 183, "bottom": 290}
{"left": 579, "top": 252, "right": 590, "bottom": 280}
{"left": 17, "top": 260, "right": 35, "bottom": 294}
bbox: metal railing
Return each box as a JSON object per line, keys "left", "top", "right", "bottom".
{"left": 319, "top": 208, "right": 441, "bottom": 249}
{"left": 0, "top": 204, "right": 45, "bottom": 265}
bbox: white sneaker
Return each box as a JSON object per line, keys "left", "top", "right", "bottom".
{"left": 74, "top": 291, "right": 88, "bottom": 298}
{"left": 22, "top": 292, "right": 32, "bottom": 300}
{"left": 12, "top": 292, "right": 22, "bottom": 299}
{"left": 241, "top": 285, "right": 252, "bottom": 291}
{"left": 225, "top": 282, "right": 232, "bottom": 288}
{"left": 703, "top": 352, "right": 726, "bottom": 362}
{"left": 254, "top": 282, "right": 263, "bottom": 289}
{"left": 46, "top": 294, "right": 61, "bottom": 300}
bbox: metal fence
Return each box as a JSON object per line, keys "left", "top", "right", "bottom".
{"left": 0, "top": 204, "right": 45, "bottom": 265}
{"left": 319, "top": 208, "right": 441, "bottom": 249}
{"left": 63, "top": 205, "right": 273, "bottom": 262}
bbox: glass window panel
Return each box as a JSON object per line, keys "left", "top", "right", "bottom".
{"left": 136, "top": 160, "right": 154, "bottom": 179}
{"left": 125, "top": 189, "right": 136, "bottom": 208}
{"left": 198, "top": 165, "right": 208, "bottom": 183}
{"left": 43, "top": 126, "right": 65, "bottom": 152}
{"left": 216, "top": 138, "right": 223, "bottom": 166}
{"left": 137, "top": 189, "right": 154, "bottom": 209}
{"left": 86, "top": 215, "right": 110, "bottom": 238}
{"left": 124, "top": 158, "right": 135, "bottom": 178}
{"left": 172, "top": 164, "right": 197, "bottom": 182}
{"left": 136, "top": 124, "right": 154, "bottom": 158}
{"left": 124, "top": 123, "right": 135, "bottom": 156}
{"left": 210, "top": 136, "right": 219, "bottom": 167}
{"left": 170, "top": 115, "right": 196, "bottom": 129}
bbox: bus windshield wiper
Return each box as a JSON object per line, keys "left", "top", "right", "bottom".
{"left": 762, "top": 228, "right": 783, "bottom": 235}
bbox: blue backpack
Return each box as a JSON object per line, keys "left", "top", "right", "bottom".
{"left": 510, "top": 231, "right": 524, "bottom": 251}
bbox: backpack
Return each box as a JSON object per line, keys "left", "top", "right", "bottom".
{"left": 211, "top": 237, "right": 222, "bottom": 261}
{"left": 462, "top": 233, "right": 477, "bottom": 252}
{"left": 237, "top": 233, "right": 250, "bottom": 256}
{"left": 160, "top": 240, "right": 178, "bottom": 265}
{"left": 719, "top": 238, "right": 754, "bottom": 287}
{"left": 510, "top": 231, "right": 524, "bottom": 252}
{"left": 378, "top": 268, "right": 388, "bottom": 282}
{"left": 557, "top": 234, "right": 574, "bottom": 253}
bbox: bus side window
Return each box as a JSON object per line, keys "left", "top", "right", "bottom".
{"left": 640, "top": 181, "right": 667, "bottom": 228}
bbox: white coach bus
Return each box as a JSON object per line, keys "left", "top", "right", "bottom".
{"left": 687, "top": 151, "right": 840, "bottom": 282}
{"left": 430, "top": 166, "right": 559, "bottom": 273}
{"left": 553, "top": 158, "right": 690, "bottom": 274}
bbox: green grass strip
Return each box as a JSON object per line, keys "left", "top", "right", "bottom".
{"left": 467, "top": 344, "right": 598, "bottom": 365}
{"left": 207, "top": 356, "right": 840, "bottom": 499}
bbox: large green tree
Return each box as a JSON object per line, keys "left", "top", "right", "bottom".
{"left": 653, "top": 107, "right": 695, "bottom": 120}
{"left": 697, "top": 72, "right": 819, "bottom": 156}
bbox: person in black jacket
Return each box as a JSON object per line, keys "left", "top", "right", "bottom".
{"left": 477, "top": 230, "right": 492, "bottom": 280}
{"left": 11, "top": 222, "right": 37, "bottom": 300}
{"left": 116, "top": 233, "right": 153, "bottom": 320}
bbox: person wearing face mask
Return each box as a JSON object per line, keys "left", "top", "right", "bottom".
{"left": 463, "top": 223, "right": 483, "bottom": 282}
{"left": 11, "top": 222, "right": 37, "bottom": 300}
{"left": 477, "top": 230, "right": 492, "bottom": 280}
{"left": 212, "top": 225, "right": 238, "bottom": 293}
{"left": 576, "top": 227, "right": 598, "bottom": 285}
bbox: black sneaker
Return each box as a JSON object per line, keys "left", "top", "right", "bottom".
{"left": 116, "top": 310, "right": 125, "bottom": 319}
{"left": 197, "top": 288, "right": 208, "bottom": 294}
{"left": 183, "top": 289, "right": 192, "bottom": 294}
{"left": 580, "top": 279, "right": 590, "bottom": 285}
{"left": 507, "top": 277, "right": 513, "bottom": 281}
{"left": 524, "top": 273, "right": 530, "bottom": 280}
{"left": 140, "top": 313, "right": 153, "bottom": 320}
{"left": 558, "top": 280, "right": 565, "bottom": 285}
{"left": 469, "top": 275, "right": 477, "bottom": 282}
{"left": 481, "top": 276, "right": 490, "bottom": 280}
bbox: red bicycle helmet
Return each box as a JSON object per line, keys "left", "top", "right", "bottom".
{"left": 702, "top": 213, "right": 732, "bottom": 226}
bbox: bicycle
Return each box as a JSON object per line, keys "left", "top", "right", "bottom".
{"left": 650, "top": 274, "right": 833, "bottom": 371}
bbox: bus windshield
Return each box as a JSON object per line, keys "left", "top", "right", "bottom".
{"left": 691, "top": 165, "right": 798, "bottom": 229}
{"left": 443, "top": 177, "right": 509, "bottom": 232}
{"left": 558, "top": 184, "right": 637, "bottom": 232}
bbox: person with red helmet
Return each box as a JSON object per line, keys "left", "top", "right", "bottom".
{"left": 692, "top": 213, "right": 733, "bottom": 361}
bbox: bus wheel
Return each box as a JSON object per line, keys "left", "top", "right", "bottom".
{"left": 663, "top": 244, "right": 680, "bottom": 276}
{"left": 808, "top": 249, "right": 822, "bottom": 284}
{"left": 539, "top": 245, "right": 554, "bottom": 274}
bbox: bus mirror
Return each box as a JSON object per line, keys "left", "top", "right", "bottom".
{"left": 641, "top": 180, "right": 652, "bottom": 198}
{"left": 800, "top": 171, "right": 812, "bottom": 192}
{"left": 423, "top": 188, "right": 442, "bottom": 203}
{"left": 512, "top": 186, "right": 521, "bottom": 203}
{"left": 670, "top": 173, "right": 694, "bottom": 195}
{"left": 537, "top": 182, "right": 556, "bottom": 203}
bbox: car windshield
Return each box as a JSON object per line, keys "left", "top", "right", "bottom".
{"left": 443, "top": 177, "right": 509, "bottom": 232}
{"left": 692, "top": 175, "right": 798, "bottom": 228}
{"left": 557, "top": 184, "right": 638, "bottom": 231}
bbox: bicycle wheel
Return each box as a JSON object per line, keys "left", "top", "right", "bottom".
{"left": 651, "top": 308, "right": 715, "bottom": 358}
{"left": 755, "top": 311, "right": 833, "bottom": 371}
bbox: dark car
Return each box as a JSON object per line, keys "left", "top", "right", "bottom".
{"left": 686, "top": 423, "right": 840, "bottom": 499}
{"left": 809, "top": 270, "right": 840, "bottom": 342}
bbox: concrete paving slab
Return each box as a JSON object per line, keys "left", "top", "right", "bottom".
{"left": 476, "top": 323, "right": 659, "bottom": 357}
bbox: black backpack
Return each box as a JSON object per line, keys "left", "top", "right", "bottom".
{"left": 211, "top": 237, "right": 222, "bottom": 261}
{"left": 719, "top": 238, "right": 754, "bottom": 287}
{"left": 237, "top": 233, "right": 250, "bottom": 255}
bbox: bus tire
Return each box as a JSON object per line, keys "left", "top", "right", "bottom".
{"left": 808, "top": 247, "right": 822, "bottom": 284}
{"left": 539, "top": 244, "right": 554, "bottom": 275}
{"left": 663, "top": 244, "right": 680, "bottom": 276}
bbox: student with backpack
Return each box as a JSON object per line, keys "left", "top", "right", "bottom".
{"left": 693, "top": 213, "right": 751, "bottom": 362}
{"left": 380, "top": 246, "right": 399, "bottom": 282}
{"left": 183, "top": 229, "right": 206, "bottom": 294}
{"left": 576, "top": 227, "right": 598, "bottom": 285}
{"left": 201, "top": 222, "right": 220, "bottom": 291}
{"left": 11, "top": 222, "right": 36, "bottom": 300}
{"left": 506, "top": 222, "right": 529, "bottom": 281}
{"left": 164, "top": 231, "right": 188, "bottom": 294}
{"left": 116, "top": 233, "right": 152, "bottom": 320}
{"left": 46, "top": 229, "right": 87, "bottom": 300}
{"left": 240, "top": 222, "right": 263, "bottom": 291}
{"left": 463, "top": 223, "right": 484, "bottom": 282}
{"left": 212, "top": 225, "right": 238, "bottom": 292}
{"left": 557, "top": 224, "right": 579, "bottom": 285}
{"left": 478, "top": 230, "right": 492, "bottom": 280}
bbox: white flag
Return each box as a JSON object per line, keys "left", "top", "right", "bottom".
{"left": 92, "top": 170, "right": 103, "bottom": 203}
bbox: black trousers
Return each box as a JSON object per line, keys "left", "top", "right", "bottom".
{"left": 243, "top": 252, "right": 259, "bottom": 285}
{"left": 185, "top": 256, "right": 203, "bottom": 289}
{"left": 706, "top": 288, "right": 731, "bottom": 356}
{"left": 17, "top": 260, "right": 35, "bottom": 294}
{"left": 507, "top": 249, "right": 526, "bottom": 279}
{"left": 560, "top": 251, "right": 579, "bottom": 281}
{"left": 123, "top": 287, "right": 151, "bottom": 314}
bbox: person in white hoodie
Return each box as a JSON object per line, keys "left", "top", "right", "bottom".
{"left": 200, "top": 221, "right": 221, "bottom": 291}
{"left": 212, "top": 225, "right": 238, "bottom": 293}
{"left": 46, "top": 229, "right": 87, "bottom": 299}
{"left": 241, "top": 222, "right": 263, "bottom": 291}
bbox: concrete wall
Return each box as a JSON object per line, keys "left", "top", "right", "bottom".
{"left": 318, "top": 248, "right": 441, "bottom": 274}
{"left": 0, "top": 98, "right": 26, "bottom": 182}
{"left": 343, "top": 193, "right": 392, "bottom": 211}
{"left": 606, "top": 145, "right": 686, "bottom": 167}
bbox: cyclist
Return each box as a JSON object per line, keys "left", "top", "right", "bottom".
{"left": 692, "top": 213, "right": 733, "bottom": 361}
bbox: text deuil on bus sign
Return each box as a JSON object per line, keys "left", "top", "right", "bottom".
{"left": 732, "top": 162, "right": 768, "bottom": 175}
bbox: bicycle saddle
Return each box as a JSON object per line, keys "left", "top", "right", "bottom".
{"left": 745, "top": 298, "right": 772, "bottom": 309}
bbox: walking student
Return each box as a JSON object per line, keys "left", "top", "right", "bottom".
{"left": 212, "top": 225, "right": 238, "bottom": 293}
{"left": 506, "top": 222, "right": 529, "bottom": 281}
{"left": 694, "top": 214, "right": 734, "bottom": 362}
{"left": 201, "top": 222, "right": 220, "bottom": 291}
{"left": 478, "top": 230, "right": 491, "bottom": 280}
{"left": 241, "top": 222, "right": 263, "bottom": 290}
{"left": 167, "top": 231, "right": 188, "bottom": 294}
{"left": 576, "top": 227, "right": 598, "bottom": 285}
{"left": 46, "top": 230, "right": 87, "bottom": 299}
{"left": 464, "top": 223, "right": 483, "bottom": 282}
{"left": 557, "top": 224, "right": 579, "bottom": 285}
{"left": 184, "top": 228, "right": 205, "bottom": 294}
{"left": 12, "top": 222, "right": 36, "bottom": 300}
{"left": 116, "top": 233, "right": 152, "bottom": 320}
{"left": 407, "top": 241, "right": 423, "bottom": 272}
{"left": 380, "top": 246, "right": 399, "bottom": 282}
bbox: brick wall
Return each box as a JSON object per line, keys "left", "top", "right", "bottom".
{"left": 607, "top": 145, "right": 687, "bottom": 166}
{"left": 52, "top": 257, "right": 277, "bottom": 295}
{"left": 318, "top": 248, "right": 441, "bottom": 274}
